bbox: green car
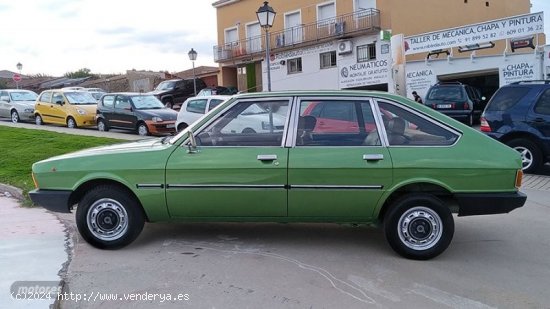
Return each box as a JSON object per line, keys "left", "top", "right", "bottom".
{"left": 30, "top": 91, "right": 526, "bottom": 260}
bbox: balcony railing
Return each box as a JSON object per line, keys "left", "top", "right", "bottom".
{"left": 213, "top": 8, "right": 381, "bottom": 63}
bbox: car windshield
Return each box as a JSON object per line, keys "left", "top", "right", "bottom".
{"left": 9, "top": 91, "right": 38, "bottom": 101}
{"left": 65, "top": 92, "right": 98, "bottom": 104}
{"left": 131, "top": 95, "right": 165, "bottom": 109}
{"left": 427, "top": 87, "right": 465, "bottom": 101}
{"left": 155, "top": 81, "right": 175, "bottom": 91}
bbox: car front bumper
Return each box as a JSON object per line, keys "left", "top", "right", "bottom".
{"left": 145, "top": 120, "right": 176, "bottom": 135}
{"left": 29, "top": 189, "right": 72, "bottom": 213}
{"left": 456, "top": 191, "right": 527, "bottom": 216}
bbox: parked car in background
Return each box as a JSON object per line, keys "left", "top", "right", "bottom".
{"left": 424, "top": 82, "right": 486, "bottom": 126}
{"left": 148, "top": 78, "right": 207, "bottom": 109}
{"left": 85, "top": 88, "right": 106, "bottom": 101}
{"left": 61, "top": 87, "right": 85, "bottom": 91}
{"left": 176, "top": 95, "right": 230, "bottom": 131}
{"left": 196, "top": 86, "right": 238, "bottom": 97}
{"left": 481, "top": 80, "right": 550, "bottom": 173}
{"left": 0, "top": 89, "right": 38, "bottom": 123}
{"left": 30, "top": 90, "right": 526, "bottom": 260}
{"left": 96, "top": 93, "right": 178, "bottom": 136}
{"left": 34, "top": 90, "right": 97, "bottom": 128}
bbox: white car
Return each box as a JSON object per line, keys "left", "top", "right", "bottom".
{"left": 176, "top": 95, "right": 230, "bottom": 131}
{"left": 0, "top": 89, "right": 38, "bottom": 123}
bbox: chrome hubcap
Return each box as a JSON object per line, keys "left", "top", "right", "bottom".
{"left": 67, "top": 119, "right": 75, "bottom": 128}
{"left": 514, "top": 146, "right": 533, "bottom": 171}
{"left": 138, "top": 125, "right": 148, "bottom": 136}
{"left": 35, "top": 116, "right": 42, "bottom": 125}
{"left": 98, "top": 121, "right": 105, "bottom": 131}
{"left": 398, "top": 206, "right": 442, "bottom": 250}
{"left": 87, "top": 198, "right": 129, "bottom": 241}
{"left": 11, "top": 111, "right": 19, "bottom": 123}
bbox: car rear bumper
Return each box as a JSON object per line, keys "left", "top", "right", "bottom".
{"left": 29, "top": 189, "right": 72, "bottom": 213}
{"left": 456, "top": 191, "right": 527, "bottom": 216}
{"left": 436, "top": 110, "right": 472, "bottom": 120}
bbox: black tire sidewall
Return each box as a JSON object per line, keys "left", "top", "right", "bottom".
{"left": 384, "top": 194, "right": 454, "bottom": 260}
{"left": 76, "top": 185, "right": 145, "bottom": 249}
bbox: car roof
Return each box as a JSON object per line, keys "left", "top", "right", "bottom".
{"left": 233, "top": 90, "right": 397, "bottom": 100}
{"left": 104, "top": 92, "right": 156, "bottom": 96}
{"left": 189, "top": 95, "right": 231, "bottom": 100}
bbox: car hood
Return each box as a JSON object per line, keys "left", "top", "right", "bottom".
{"left": 35, "top": 138, "right": 171, "bottom": 165}
{"left": 11, "top": 100, "right": 36, "bottom": 107}
{"left": 147, "top": 90, "right": 169, "bottom": 96}
{"left": 137, "top": 109, "right": 178, "bottom": 121}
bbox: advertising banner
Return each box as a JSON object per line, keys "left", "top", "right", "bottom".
{"left": 499, "top": 58, "right": 541, "bottom": 86}
{"left": 406, "top": 68, "right": 437, "bottom": 100}
{"left": 404, "top": 12, "right": 544, "bottom": 55}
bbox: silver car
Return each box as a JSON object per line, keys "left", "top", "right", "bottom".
{"left": 0, "top": 89, "right": 38, "bottom": 123}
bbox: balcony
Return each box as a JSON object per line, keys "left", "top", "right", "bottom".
{"left": 213, "top": 8, "right": 381, "bottom": 63}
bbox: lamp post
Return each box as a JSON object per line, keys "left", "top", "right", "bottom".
{"left": 188, "top": 48, "right": 198, "bottom": 95}
{"left": 256, "top": 1, "right": 276, "bottom": 92}
{"left": 16, "top": 62, "right": 22, "bottom": 89}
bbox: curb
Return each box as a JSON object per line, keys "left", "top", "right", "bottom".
{"left": 0, "top": 183, "right": 24, "bottom": 201}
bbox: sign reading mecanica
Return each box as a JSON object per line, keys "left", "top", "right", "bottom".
{"left": 404, "top": 12, "right": 544, "bottom": 55}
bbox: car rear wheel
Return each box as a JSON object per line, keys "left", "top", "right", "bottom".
{"left": 11, "top": 110, "right": 20, "bottom": 123}
{"left": 67, "top": 117, "right": 77, "bottom": 128}
{"left": 137, "top": 122, "right": 149, "bottom": 136}
{"left": 76, "top": 185, "right": 145, "bottom": 249}
{"left": 97, "top": 119, "right": 109, "bottom": 132}
{"left": 35, "top": 114, "right": 43, "bottom": 125}
{"left": 507, "top": 138, "right": 542, "bottom": 174}
{"left": 384, "top": 193, "right": 454, "bottom": 260}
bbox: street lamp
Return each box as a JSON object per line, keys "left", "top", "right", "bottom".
{"left": 256, "top": 1, "right": 276, "bottom": 92}
{"left": 16, "top": 62, "right": 22, "bottom": 89}
{"left": 188, "top": 48, "right": 198, "bottom": 95}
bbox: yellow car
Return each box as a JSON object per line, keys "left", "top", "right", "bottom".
{"left": 35, "top": 89, "right": 98, "bottom": 128}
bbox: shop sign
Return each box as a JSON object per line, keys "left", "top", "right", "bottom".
{"left": 499, "top": 59, "right": 540, "bottom": 86}
{"left": 404, "top": 12, "right": 544, "bottom": 55}
{"left": 406, "top": 69, "right": 437, "bottom": 99}
{"left": 339, "top": 59, "right": 389, "bottom": 88}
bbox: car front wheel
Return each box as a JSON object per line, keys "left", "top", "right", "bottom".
{"left": 507, "top": 138, "right": 542, "bottom": 174}
{"left": 137, "top": 122, "right": 149, "bottom": 136}
{"left": 97, "top": 119, "right": 109, "bottom": 132}
{"left": 67, "top": 117, "right": 77, "bottom": 128}
{"left": 76, "top": 185, "right": 145, "bottom": 249}
{"left": 384, "top": 193, "right": 454, "bottom": 260}
{"left": 11, "top": 110, "right": 20, "bottom": 123}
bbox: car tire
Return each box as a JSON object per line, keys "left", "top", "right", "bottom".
{"left": 76, "top": 185, "right": 145, "bottom": 249}
{"left": 384, "top": 193, "right": 454, "bottom": 260}
{"left": 35, "top": 114, "right": 43, "bottom": 125}
{"left": 507, "top": 138, "right": 542, "bottom": 174}
{"left": 137, "top": 122, "right": 149, "bottom": 136}
{"left": 67, "top": 117, "right": 77, "bottom": 128}
{"left": 11, "top": 110, "right": 20, "bottom": 123}
{"left": 97, "top": 119, "right": 109, "bottom": 132}
{"left": 467, "top": 113, "right": 474, "bottom": 126}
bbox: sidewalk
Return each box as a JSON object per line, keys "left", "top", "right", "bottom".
{"left": 0, "top": 187, "right": 69, "bottom": 309}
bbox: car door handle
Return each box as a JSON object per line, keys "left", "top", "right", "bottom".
{"left": 363, "top": 154, "right": 384, "bottom": 161}
{"left": 257, "top": 154, "right": 277, "bottom": 161}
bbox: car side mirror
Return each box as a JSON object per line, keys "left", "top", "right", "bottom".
{"left": 55, "top": 100, "right": 64, "bottom": 105}
{"left": 124, "top": 106, "right": 132, "bottom": 111}
{"left": 187, "top": 130, "right": 198, "bottom": 154}
{"left": 0, "top": 96, "right": 10, "bottom": 102}
{"left": 481, "top": 96, "right": 486, "bottom": 101}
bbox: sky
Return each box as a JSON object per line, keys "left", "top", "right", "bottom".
{"left": 0, "top": 0, "right": 549, "bottom": 77}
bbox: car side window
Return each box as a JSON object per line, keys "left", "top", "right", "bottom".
{"left": 534, "top": 89, "right": 550, "bottom": 115}
{"left": 186, "top": 99, "right": 208, "bottom": 114}
{"left": 298, "top": 100, "right": 379, "bottom": 146}
{"left": 377, "top": 101, "right": 459, "bottom": 146}
{"left": 208, "top": 99, "right": 224, "bottom": 111}
{"left": 102, "top": 95, "right": 115, "bottom": 108}
{"left": 114, "top": 96, "right": 131, "bottom": 110}
{"left": 39, "top": 92, "right": 52, "bottom": 103}
{"left": 52, "top": 93, "right": 64, "bottom": 104}
{"left": 196, "top": 100, "right": 289, "bottom": 147}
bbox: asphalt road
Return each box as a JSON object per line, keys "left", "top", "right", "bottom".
{"left": 54, "top": 187, "right": 549, "bottom": 309}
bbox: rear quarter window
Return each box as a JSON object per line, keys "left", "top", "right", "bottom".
{"left": 485, "top": 87, "right": 530, "bottom": 111}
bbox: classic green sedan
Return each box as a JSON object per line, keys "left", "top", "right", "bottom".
{"left": 30, "top": 90, "right": 527, "bottom": 260}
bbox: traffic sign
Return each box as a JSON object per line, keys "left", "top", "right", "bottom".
{"left": 13, "top": 73, "right": 21, "bottom": 82}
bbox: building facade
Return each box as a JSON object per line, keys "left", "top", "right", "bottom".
{"left": 212, "top": 0, "right": 545, "bottom": 100}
